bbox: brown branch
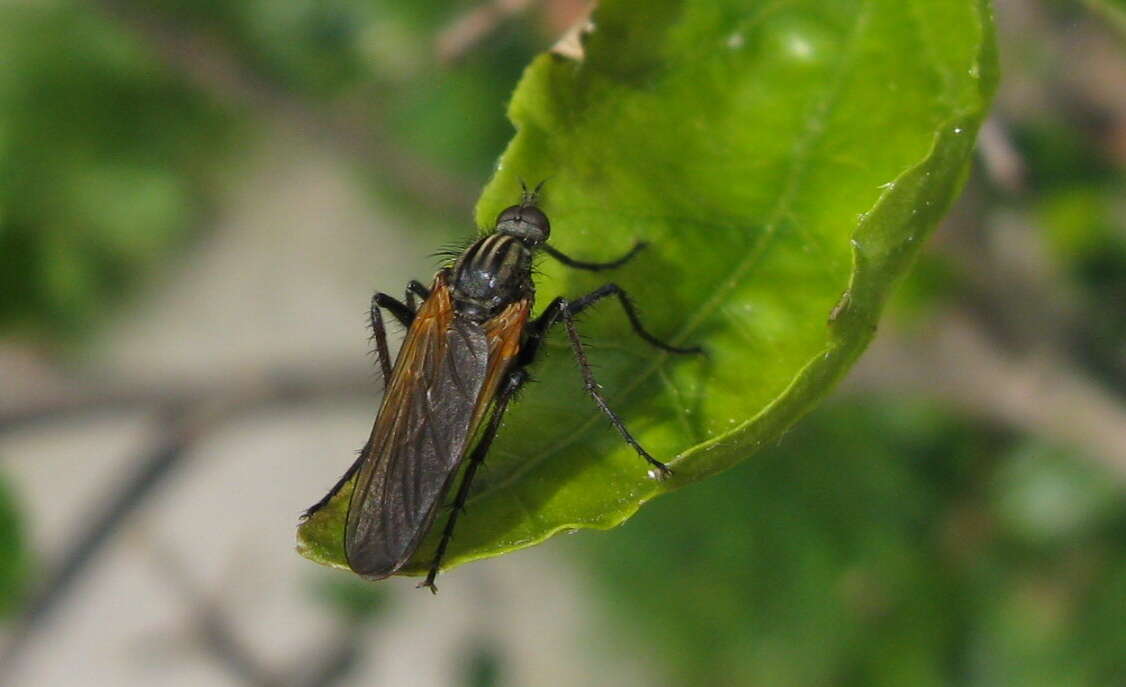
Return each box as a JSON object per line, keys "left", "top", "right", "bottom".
{"left": 0, "top": 364, "right": 379, "bottom": 677}
{"left": 437, "top": 0, "right": 536, "bottom": 64}
{"left": 0, "top": 363, "right": 376, "bottom": 432}
{"left": 976, "top": 117, "right": 1026, "bottom": 194}
{"left": 143, "top": 537, "right": 368, "bottom": 687}
{"left": 144, "top": 541, "right": 280, "bottom": 687}
{"left": 0, "top": 404, "right": 199, "bottom": 675}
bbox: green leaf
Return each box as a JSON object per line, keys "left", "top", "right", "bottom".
{"left": 298, "top": 0, "right": 997, "bottom": 575}
{"left": 0, "top": 5, "right": 232, "bottom": 339}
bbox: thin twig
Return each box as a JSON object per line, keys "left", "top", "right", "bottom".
{"left": 0, "top": 368, "right": 379, "bottom": 677}
{"left": 147, "top": 536, "right": 371, "bottom": 687}
{"left": 976, "top": 117, "right": 1026, "bottom": 194}
{"left": 0, "top": 364, "right": 375, "bottom": 433}
{"left": 436, "top": 0, "right": 535, "bottom": 63}
{"left": 0, "top": 403, "right": 196, "bottom": 675}
{"left": 147, "top": 538, "right": 371, "bottom": 687}
{"left": 145, "top": 541, "right": 280, "bottom": 687}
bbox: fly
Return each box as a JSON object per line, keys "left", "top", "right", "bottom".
{"left": 302, "top": 184, "right": 700, "bottom": 592}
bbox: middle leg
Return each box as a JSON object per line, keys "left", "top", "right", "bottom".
{"left": 558, "top": 306, "right": 673, "bottom": 478}
{"left": 522, "top": 288, "right": 699, "bottom": 479}
{"left": 565, "top": 283, "right": 702, "bottom": 354}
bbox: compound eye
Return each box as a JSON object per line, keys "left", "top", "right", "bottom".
{"left": 496, "top": 205, "right": 524, "bottom": 225}
{"left": 495, "top": 204, "right": 551, "bottom": 242}
{"left": 519, "top": 207, "right": 550, "bottom": 237}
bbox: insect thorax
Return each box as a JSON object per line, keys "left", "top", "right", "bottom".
{"left": 450, "top": 233, "right": 533, "bottom": 322}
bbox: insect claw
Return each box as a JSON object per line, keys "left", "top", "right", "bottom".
{"left": 647, "top": 463, "right": 673, "bottom": 481}
{"left": 417, "top": 578, "right": 439, "bottom": 594}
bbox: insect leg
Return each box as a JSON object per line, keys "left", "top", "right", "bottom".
{"left": 520, "top": 297, "right": 565, "bottom": 363}
{"left": 558, "top": 306, "right": 674, "bottom": 479}
{"left": 404, "top": 280, "right": 430, "bottom": 312}
{"left": 566, "top": 283, "right": 702, "bottom": 354}
{"left": 369, "top": 294, "right": 408, "bottom": 386}
{"left": 523, "top": 296, "right": 687, "bottom": 479}
{"left": 419, "top": 368, "right": 529, "bottom": 594}
{"left": 370, "top": 281, "right": 433, "bottom": 384}
{"left": 308, "top": 278, "right": 431, "bottom": 519}
{"left": 372, "top": 292, "right": 414, "bottom": 329}
{"left": 305, "top": 286, "right": 414, "bottom": 518}
{"left": 302, "top": 439, "right": 369, "bottom": 518}
{"left": 306, "top": 288, "right": 412, "bottom": 519}
{"left": 543, "top": 242, "right": 647, "bottom": 271}
{"left": 529, "top": 284, "right": 701, "bottom": 477}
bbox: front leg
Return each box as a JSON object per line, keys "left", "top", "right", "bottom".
{"left": 371, "top": 279, "right": 432, "bottom": 382}
{"left": 543, "top": 242, "right": 647, "bottom": 271}
{"left": 369, "top": 292, "right": 412, "bottom": 386}
{"left": 404, "top": 280, "right": 430, "bottom": 312}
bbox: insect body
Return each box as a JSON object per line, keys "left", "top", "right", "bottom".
{"left": 303, "top": 186, "right": 699, "bottom": 592}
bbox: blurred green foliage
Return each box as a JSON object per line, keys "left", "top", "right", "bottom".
{"left": 144, "top": 0, "right": 542, "bottom": 178}
{"left": 1024, "top": 118, "right": 1126, "bottom": 387}
{"left": 309, "top": 574, "right": 389, "bottom": 623}
{"left": 0, "top": 3, "right": 232, "bottom": 339}
{"left": 461, "top": 643, "right": 505, "bottom": 687}
{"left": 0, "top": 0, "right": 546, "bottom": 341}
{"left": 0, "top": 472, "right": 30, "bottom": 617}
{"left": 582, "top": 400, "right": 1126, "bottom": 686}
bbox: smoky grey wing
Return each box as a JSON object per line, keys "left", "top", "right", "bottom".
{"left": 344, "top": 318, "right": 489, "bottom": 578}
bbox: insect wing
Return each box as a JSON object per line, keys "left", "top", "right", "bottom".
{"left": 345, "top": 276, "right": 489, "bottom": 578}
{"left": 473, "top": 297, "right": 533, "bottom": 431}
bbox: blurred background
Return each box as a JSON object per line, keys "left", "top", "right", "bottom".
{"left": 0, "top": 0, "right": 1124, "bottom": 685}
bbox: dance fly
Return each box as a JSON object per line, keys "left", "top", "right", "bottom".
{"left": 302, "top": 184, "right": 700, "bottom": 592}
